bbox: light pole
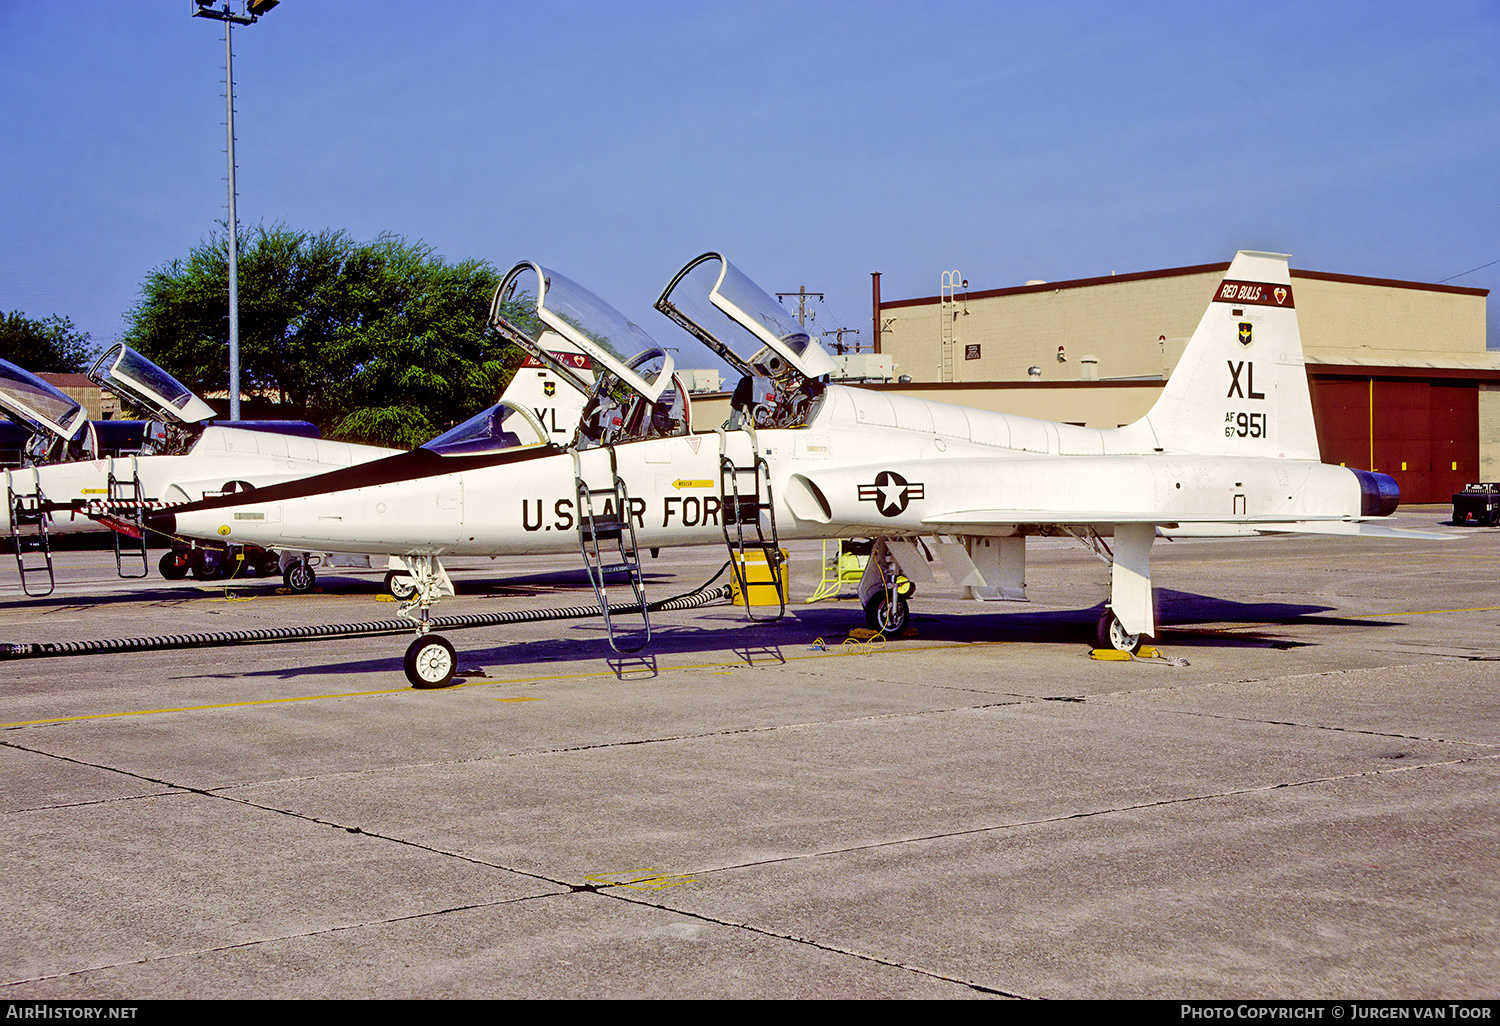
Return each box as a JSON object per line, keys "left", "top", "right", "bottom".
{"left": 192, "top": 0, "right": 277, "bottom": 420}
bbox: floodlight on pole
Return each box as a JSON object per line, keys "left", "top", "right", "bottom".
{"left": 192, "top": 1, "right": 275, "bottom": 419}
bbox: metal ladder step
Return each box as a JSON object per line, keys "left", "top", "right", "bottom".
{"left": 573, "top": 451, "right": 650, "bottom": 653}
{"left": 6, "top": 468, "right": 55, "bottom": 597}
{"left": 719, "top": 440, "right": 786, "bottom": 623}
{"left": 108, "top": 460, "right": 149, "bottom": 579}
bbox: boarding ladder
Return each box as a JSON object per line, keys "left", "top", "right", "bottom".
{"left": 105, "top": 457, "right": 150, "bottom": 578}
{"left": 5, "top": 467, "right": 55, "bottom": 597}
{"left": 572, "top": 447, "right": 651, "bottom": 653}
{"left": 718, "top": 427, "right": 786, "bottom": 622}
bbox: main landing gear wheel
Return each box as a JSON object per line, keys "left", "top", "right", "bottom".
{"left": 1096, "top": 610, "right": 1144, "bottom": 653}
{"left": 159, "top": 553, "right": 188, "bottom": 580}
{"left": 283, "top": 560, "right": 316, "bottom": 593}
{"left": 405, "top": 634, "right": 456, "bottom": 688}
{"left": 384, "top": 570, "right": 418, "bottom": 600}
{"left": 864, "top": 592, "right": 910, "bottom": 634}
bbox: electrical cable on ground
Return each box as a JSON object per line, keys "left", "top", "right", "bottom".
{"left": 0, "top": 577, "right": 732, "bottom": 662}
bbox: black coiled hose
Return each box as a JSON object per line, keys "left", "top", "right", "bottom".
{"left": 0, "top": 582, "right": 731, "bottom": 661}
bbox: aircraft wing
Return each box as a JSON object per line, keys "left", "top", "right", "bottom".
{"left": 921, "top": 511, "right": 1451, "bottom": 539}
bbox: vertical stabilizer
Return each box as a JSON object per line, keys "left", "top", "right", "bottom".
{"left": 1143, "top": 252, "right": 1320, "bottom": 460}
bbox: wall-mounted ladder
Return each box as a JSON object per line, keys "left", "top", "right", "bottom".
{"left": 939, "top": 269, "right": 962, "bottom": 383}
{"left": 572, "top": 448, "right": 650, "bottom": 653}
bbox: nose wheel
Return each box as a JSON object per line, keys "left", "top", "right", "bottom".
{"left": 405, "top": 634, "right": 457, "bottom": 688}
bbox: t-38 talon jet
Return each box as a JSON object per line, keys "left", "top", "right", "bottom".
{"left": 0, "top": 344, "right": 405, "bottom": 594}
{"left": 157, "top": 250, "right": 1428, "bottom": 687}
{"left": 2, "top": 341, "right": 589, "bottom": 597}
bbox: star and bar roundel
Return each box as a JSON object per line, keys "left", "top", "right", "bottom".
{"left": 858, "top": 470, "right": 925, "bottom": 517}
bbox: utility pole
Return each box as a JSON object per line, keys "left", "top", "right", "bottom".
{"left": 823, "top": 326, "right": 861, "bottom": 355}
{"left": 776, "top": 286, "right": 824, "bottom": 328}
{"left": 192, "top": 0, "right": 278, "bottom": 420}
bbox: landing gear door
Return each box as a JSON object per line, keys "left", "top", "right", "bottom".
{"left": 88, "top": 344, "right": 217, "bottom": 425}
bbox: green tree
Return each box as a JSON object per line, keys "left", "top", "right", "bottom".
{"left": 0, "top": 311, "right": 95, "bottom": 373}
{"left": 123, "top": 225, "right": 524, "bottom": 446}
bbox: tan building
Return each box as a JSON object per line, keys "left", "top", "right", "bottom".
{"left": 869, "top": 261, "right": 1495, "bottom": 503}
{"left": 36, "top": 373, "right": 121, "bottom": 420}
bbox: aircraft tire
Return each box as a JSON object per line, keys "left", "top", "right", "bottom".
{"left": 864, "top": 592, "right": 909, "bottom": 634}
{"left": 283, "top": 561, "right": 316, "bottom": 593}
{"left": 384, "top": 570, "right": 418, "bottom": 600}
{"left": 1096, "top": 610, "right": 1143, "bottom": 653}
{"left": 191, "top": 556, "right": 219, "bottom": 581}
{"left": 159, "top": 553, "right": 188, "bottom": 580}
{"left": 405, "top": 635, "right": 457, "bottom": 688}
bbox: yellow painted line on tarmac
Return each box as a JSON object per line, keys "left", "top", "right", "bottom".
{"left": 1365, "top": 605, "right": 1500, "bottom": 618}
{"left": 1, "top": 637, "right": 976, "bottom": 729}
{"left": 1, "top": 685, "right": 413, "bottom": 728}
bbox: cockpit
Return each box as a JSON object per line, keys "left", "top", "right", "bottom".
{"left": 0, "top": 358, "right": 94, "bottom": 466}
{"left": 421, "top": 400, "right": 550, "bottom": 456}
{"left": 489, "top": 262, "right": 691, "bottom": 451}
{"left": 87, "top": 344, "right": 218, "bottom": 456}
{"left": 655, "top": 253, "right": 837, "bottom": 431}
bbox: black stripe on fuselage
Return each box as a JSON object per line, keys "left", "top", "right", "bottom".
{"left": 165, "top": 443, "right": 567, "bottom": 517}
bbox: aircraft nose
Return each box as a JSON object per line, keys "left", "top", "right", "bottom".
{"left": 144, "top": 511, "right": 176, "bottom": 538}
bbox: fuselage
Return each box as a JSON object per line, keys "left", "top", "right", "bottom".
{"left": 167, "top": 385, "right": 1373, "bottom": 557}
{"left": 2, "top": 426, "right": 398, "bottom": 536}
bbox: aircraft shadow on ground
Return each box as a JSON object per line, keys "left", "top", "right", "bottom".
{"left": 180, "top": 587, "right": 1398, "bottom": 685}
{"left": 0, "top": 567, "right": 683, "bottom": 612}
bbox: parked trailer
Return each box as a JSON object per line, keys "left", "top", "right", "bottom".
{"left": 1452, "top": 483, "right": 1500, "bottom": 525}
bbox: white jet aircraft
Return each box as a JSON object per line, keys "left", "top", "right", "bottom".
{"left": 1, "top": 345, "right": 404, "bottom": 592}
{"left": 3, "top": 342, "right": 589, "bottom": 595}
{"left": 157, "top": 251, "right": 1422, "bottom": 687}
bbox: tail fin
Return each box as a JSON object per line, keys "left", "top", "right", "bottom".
{"left": 1143, "top": 251, "right": 1320, "bottom": 460}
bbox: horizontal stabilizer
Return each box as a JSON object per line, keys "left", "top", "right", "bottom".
{"left": 1250, "top": 521, "right": 1454, "bottom": 540}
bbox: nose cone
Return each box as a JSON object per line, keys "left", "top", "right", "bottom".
{"left": 144, "top": 511, "right": 176, "bottom": 538}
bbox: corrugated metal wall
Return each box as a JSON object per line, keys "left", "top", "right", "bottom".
{"left": 1310, "top": 374, "right": 1479, "bottom": 503}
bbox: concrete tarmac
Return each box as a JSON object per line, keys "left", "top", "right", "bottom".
{"left": 0, "top": 506, "right": 1496, "bottom": 999}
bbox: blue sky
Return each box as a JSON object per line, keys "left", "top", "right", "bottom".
{"left": 2, "top": 0, "right": 1497, "bottom": 361}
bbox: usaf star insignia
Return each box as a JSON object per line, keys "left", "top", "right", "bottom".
{"left": 858, "top": 470, "right": 925, "bottom": 517}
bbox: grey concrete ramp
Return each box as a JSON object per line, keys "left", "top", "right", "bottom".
{"left": 2, "top": 512, "right": 1497, "bottom": 998}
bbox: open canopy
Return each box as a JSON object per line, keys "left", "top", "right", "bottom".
{"left": 655, "top": 253, "right": 838, "bottom": 381}
{"left": 0, "top": 358, "right": 88, "bottom": 440}
{"left": 422, "top": 401, "right": 550, "bottom": 457}
{"left": 490, "top": 262, "right": 673, "bottom": 404}
{"left": 88, "top": 344, "right": 217, "bottom": 425}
